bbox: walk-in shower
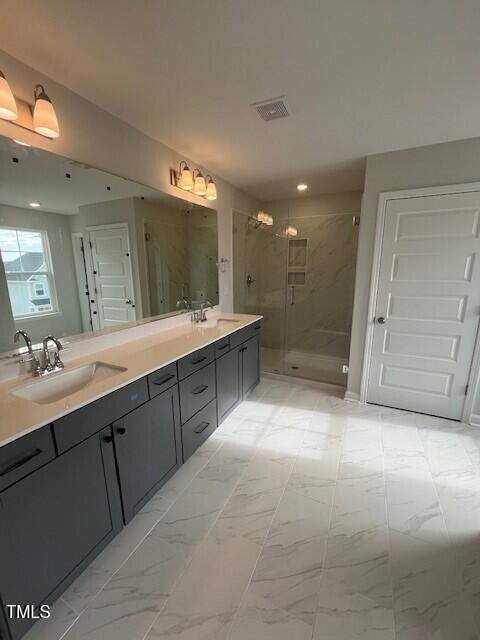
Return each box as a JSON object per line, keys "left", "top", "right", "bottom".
{"left": 233, "top": 198, "right": 359, "bottom": 386}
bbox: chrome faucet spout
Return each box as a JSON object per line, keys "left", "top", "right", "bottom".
{"left": 41, "top": 335, "right": 64, "bottom": 374}
{"left": 14, "top": 329, "right": 33, "bottom": 354}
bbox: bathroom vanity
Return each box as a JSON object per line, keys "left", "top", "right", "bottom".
{"left": 0, "top": 315, "right": 261, "bottom": 640}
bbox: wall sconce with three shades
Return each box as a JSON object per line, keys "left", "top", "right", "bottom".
{"left": 172, "top": 161, "right": 217, "bottom": 200}
{"left": 0, "top": 69, "right": 60, "bottom": 139}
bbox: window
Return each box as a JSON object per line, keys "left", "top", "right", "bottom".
{"left": 0, "top": 228, "right": 58, "bottom": 318}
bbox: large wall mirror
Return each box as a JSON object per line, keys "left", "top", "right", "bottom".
{"left": 0, "top": 136, "right": 219, "bottom": 354}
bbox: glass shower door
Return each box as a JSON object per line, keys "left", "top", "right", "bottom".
{"left": 282, "top": 211, "right": 358, "bottom": 385}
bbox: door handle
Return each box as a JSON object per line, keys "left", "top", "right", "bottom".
{"left": 289, "top": 286, "right": 295, "bottom": 306}
{"left": 376, "top": 316, "right": 386, "bottom": 324}
{"left": 116, "top": 427, "right": 126, "bottom": 435}
{"left": 126, "top": 299, "right": 133, "bottom": 305}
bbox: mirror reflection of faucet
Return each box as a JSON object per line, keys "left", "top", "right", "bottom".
{"left": 246, "top": 274, "right": 256, "bottom": 287}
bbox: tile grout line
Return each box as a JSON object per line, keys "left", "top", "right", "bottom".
{"left": 223, "top": 403, "right": 305, "bottom": 639}
{"left": 139, "top": 383, "right": 284, "bottom": 640}
{"left": 309, "top": 396, "right": 348, "bottom": 640}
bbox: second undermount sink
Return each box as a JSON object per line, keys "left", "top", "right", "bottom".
{"left": 196, "top": 318, "right": 241, "bottom": 328}
{"left": 11, "top": 362, "right": 127, "bottom": 405}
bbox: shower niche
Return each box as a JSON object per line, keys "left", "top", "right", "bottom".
{"left": 287, "top": 238, "right": 307, "bottom": 286}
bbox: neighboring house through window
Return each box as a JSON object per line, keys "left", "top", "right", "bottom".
{"left": 0, "top": 227, "right": 58, "bottom": 318}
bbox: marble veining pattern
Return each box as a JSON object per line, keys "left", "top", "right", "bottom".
{"left": 23, "top": 377, "right": 480, "bottom": 640}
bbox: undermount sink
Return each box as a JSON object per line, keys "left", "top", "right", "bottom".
{"left": 195, "top": 317, "right": 241, "bottom": 329}
{"left": 11, "top": 362, "right": 127, "bottom": 405}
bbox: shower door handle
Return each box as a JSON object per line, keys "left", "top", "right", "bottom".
{"left": 289, "top": 286, "right": 295, "bottom": 306}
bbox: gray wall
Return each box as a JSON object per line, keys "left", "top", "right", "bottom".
{"left": 347, "top": 137, "right": 480, "bottom": 420}
{"left": 0, "top": 204, "right": 83, "bottom": 351}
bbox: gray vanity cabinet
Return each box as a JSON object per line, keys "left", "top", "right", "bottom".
{"left": 0, "top": 426, "right": 122, "bottom": 640}
{"left": 216, "top": 346, "right": 242, "bottom": 423}
{"left": 113, "top": 386, "right": 181, "bottom": 523}
{"left": 241, "top": 335, "right": 260, "bottom": 396}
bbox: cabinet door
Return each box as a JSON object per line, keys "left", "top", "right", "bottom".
{"left": 216, "top": 346, "right": 241, "bottom": 424}
{"left": 0, "top": 427, "right": 122, "bottom": 640}
{"left": 242, "top": 335, "right": 260, "bottom": 396}
{"left": 114, "top": 387, "right": 181, "bottom": 523}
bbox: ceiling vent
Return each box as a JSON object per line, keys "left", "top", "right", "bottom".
{"left": 251, "top": 96, "right": 289, "bottom": 122}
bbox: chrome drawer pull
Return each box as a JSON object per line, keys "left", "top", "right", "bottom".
{"left": 192, "top": 384, "right": 208, "bottom": 395}
{"left": 194, "top": 421, "right": 210, "bottom": 434}
{"left": 0, "top": 448, "right": 43, "bottom": 477}
{"left": 191, "top": 356, "right": 207, "bottom": 365}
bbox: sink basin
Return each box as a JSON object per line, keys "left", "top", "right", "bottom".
{"left": 195, "top": 317, "right": 241, "bottom": 329}
{"left": 217, "top": 318, "right": 240, "bottom": 323}
{"left": 11, "top": 362, "right": 127, "bottom": 405}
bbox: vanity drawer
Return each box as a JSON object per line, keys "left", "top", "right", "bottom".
{"left": 53, "top": 378, "right": 149, "bottom": 454}
{"left": 181, "top": 399, "right": 217, "bottom": 461}
{"left": 0, "top": 426, "right": 56, "bottom": 492}
{"left": 215, "top": 336, "right": 230, "bottom": 357}
{"left": 230, "top": 321, "right": 261, "bottom": 348}
{"left": 178, "top": 345, "right": 215, "bottom": 381}
{"left": 147, "top": 362, "right": 178, "bottom": 398}
{"left": 179, "top": 362, "right": 216, "bottom": 424}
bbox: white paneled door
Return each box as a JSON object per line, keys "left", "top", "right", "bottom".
{"left": 367, "top": 192, "right": 480, "bottom": 420}
{"left": 88, "top": 225, "right": 136, "bottom": 329}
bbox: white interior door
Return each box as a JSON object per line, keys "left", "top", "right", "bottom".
{"left": 367, "top": 192, "right": 480, "bottom": 420}
{"left": 88, "top": 225, "right": 136, "bottom": 329}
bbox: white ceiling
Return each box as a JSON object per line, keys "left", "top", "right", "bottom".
{"left": 1, "top": 0, "right": 480, "bottom": 200}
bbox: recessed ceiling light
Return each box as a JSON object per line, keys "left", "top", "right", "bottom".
{"left": 297, "top": 183, "right": 308, "bottom": 191}
{"left": 29, "top": 202, "right": 40, "bottom": 208}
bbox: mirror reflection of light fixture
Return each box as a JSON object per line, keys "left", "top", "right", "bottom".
{"left": 205, "top": 176, "right": 217, "bottom": 200}
{"left": 33, "top": 84, "right": 60, "bottom": 138}
{"left": 0, "top": 70, "right": 18, "bottom": 121}
{"left": 285, "top": 225, "right": 298, "bottom": 237}
{"left": 251, "top": 210, "right": 274, "bottom": 228}
{"left": 178, "top": 161, "right": 193, "bottom": 191}
{"left": 193, "top": 169, "right": 207, "bottom": 196}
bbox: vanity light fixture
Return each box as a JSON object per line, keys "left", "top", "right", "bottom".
{"left": 33, "top": 85, "right": 60, "bottom": 138}
{"left": 0, "top": 71, "right": 60, "bottom": 139}
{"left": 178, "top": 161, "right": 193, "bottom": 191}
{"left": 171, "top": 162, "right": 217, "bottom": 201}
{"left": 193, "top": 169, "right": 207, "bottom": 196}
{"left": 286, "top": 224, "right": 298, "bottom": 237}
{"left": 297, "top": 183, "right": 308, "bottom": 191}
{"left": 252, "top": 210, "right": 274, "bottom": 228}
{"left": 205, "top": 176, "right": 217, "bottom": 200}
{"left": 0, "top": 70, "right": 18, "bottom": 120}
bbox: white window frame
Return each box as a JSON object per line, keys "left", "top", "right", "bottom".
{"left": 0, "top": 226, "right": 59, "bottom": 319}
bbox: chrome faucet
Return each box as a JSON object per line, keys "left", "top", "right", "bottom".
{"left": 14, "top": 329, "right": 41, "bottom": 374}
{"left": 192, "top": 300, "right": 214, "bottom": 323}
{"left": 176, "top": 298, "right": 191, "bottom": 311}
{"left": 40, "top": 335, "right": 64, "bottom": 376}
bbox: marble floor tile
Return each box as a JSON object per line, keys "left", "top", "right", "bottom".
{"left": 24, "top": 378, "right": 480, "bottom": 640}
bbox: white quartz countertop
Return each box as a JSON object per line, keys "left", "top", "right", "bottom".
{"left": 0, "top": 312, "right": 261, "bottom": 449}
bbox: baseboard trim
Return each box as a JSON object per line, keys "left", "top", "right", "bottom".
{"left": 344, "top": 390, "right": 361, "bottom": 403}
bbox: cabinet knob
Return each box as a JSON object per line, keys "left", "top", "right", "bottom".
{"left": 103, "top": 435, "right": 113, "bottom": 443}
{"left": 116, "top": 427, "right": 126, "bottom": 435}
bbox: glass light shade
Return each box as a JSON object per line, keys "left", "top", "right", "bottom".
{"left": 33, "top": 94, "right": 60, "bottom": 138}
{"left": 179, "top": 165, "right": 193, "bottom": 190}
{"left": 193, "top": 173, "right": 206, "bottom": 196}
{"left": 256, "top": 211, "right": 266, "bottom": 223}
{"left": 0, "top": 72, "right": 18, "bottom": 121}
{"left": 265, "top": 214, "right": 273, "bottom": 226}
{"left": 205, "top": 179, "right": 217, "bottom": 200}
{"left": 286, "top": 225, "right": 298, "bottom": 237}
